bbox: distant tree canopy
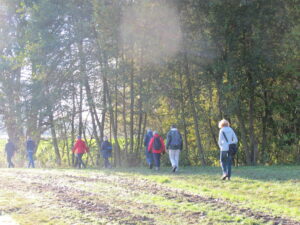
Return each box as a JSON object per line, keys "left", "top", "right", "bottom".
{"left": 0, "top": 0, "right": 299, "bottom": 167}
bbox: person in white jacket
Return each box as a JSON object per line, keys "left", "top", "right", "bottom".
{"left": 218, "top": 119, "right": 238, "bottom": 180}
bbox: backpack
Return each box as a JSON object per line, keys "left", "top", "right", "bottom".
{"left": 153, "top": 137, "right": 162, "bottom": 150}
{"left": 170, "top": 131, "right": 181, "bottom": 148}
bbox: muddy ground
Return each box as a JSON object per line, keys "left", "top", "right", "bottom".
{"left": 0, "top": 170, "right": 299, "bottom": 225}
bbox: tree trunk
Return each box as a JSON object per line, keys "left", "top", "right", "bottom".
{"left": 71, "top": 81, "right": 76, "bottom": 166}
{"left": 62, "top": 115, "right": 71, "bottom": 166}
{"left": 183, "top": 52, "right": 206, "bottom": 165}
{"left": 100, "top": 79, "right": 107, "bottom": 141}
{"left": 179, "top": 70, "right": 189, "bottom": 157}
{"left": 261, "top": 88, "right": 269, "bottom": 164}
{"left": 136, "top": 79, "right": 143, "bottom": 154}
{"left": 122, "top": 83, "right": 129, "bottom": 155}
{"left": 215, "top": 78, "right": 224, "bottom": 119}
{"left": 129, "top": 60, "right": 135, "bottom": 153}
{"left": 49, "top": 108, "right": 61, "bottom": 166}
{"left": 104, "top": 77, "right": 121, "bottom": 166}
{"left": 248, "top": 73, "right": 258, "bottom": 165}
{"left": 208, "top": 85, "right": 219, "bottom": 149}
{"left": 237, "top": 101, "right": 251, "bottom": 165}
{"left": 84, "top": 78, "right": 101, "bottom": 161}
{"left": 78, "top": 41, "right": 102, "bottom": 165}
{"left": 141, "top": 113, "right": 147, "bottom": 148}
{"left": 78, "top": 83, "right": 83, "bottom": 137}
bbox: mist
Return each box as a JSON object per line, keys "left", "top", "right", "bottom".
{"left": 120, "top": 1, "right": 182, "bottom": 64}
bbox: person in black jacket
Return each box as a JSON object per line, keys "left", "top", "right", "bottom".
{"left": 100, "top": 136, "right": 112, "bottom": 168}
{"left": 5, "top": 139, "right": 16, "bottom": 168}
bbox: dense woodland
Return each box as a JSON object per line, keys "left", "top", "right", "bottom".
{"left": 0, "top": 0, "right": 299, "bottom": 167}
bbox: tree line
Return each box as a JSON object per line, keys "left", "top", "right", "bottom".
{"left": 0, "top": 0, "right": 299, "bottom": 167}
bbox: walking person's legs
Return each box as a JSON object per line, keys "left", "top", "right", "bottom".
{"left": 77, "top": 154, "right": 86, "bottom": 169}
{"left": 220, "top": 151, "right": 228, "bottom": 179}
{"left": 30, "top": 153, "right": 35, "bottom": 168}
{"left": 10, "top": 156, "right": 15, "bottom": 168}
{"left": 74, "top": 154, "right": 79, "bottom": 168}
{"left": 168, "top": 150, "right": 177, "bottom": 172}
{"left": 28, "top": 152, "right": 34, "bottom": 168}
{"left": 174, "top": 150, "right": 180, "bottom": 172}
{"left": 152, "top": 153, "right": 161, "bottom": 170}
{"left": 7, "top": 155, "right": 14, "bottom": 168}
{"left": 104, "top": 157, "right": 110, "bottom": 168}
{"left": 227, "top": 155, "right": 232, "bottom": 180}
{"left": 145, "top": 149, "right": 153, "bottom": 169}
{"left": 27, "top": 153, "right": 30, "bottom": 168}
{"left": 107, "top": 156, "right": 112, "bottom": 168}
{"left": 168, "top": 150, "right": 174, "bottom": 167}
{"left": 81, "top": 155, "right": 86, "bottom": 168}
{"left": 77, "top": 154, "right": 82, "bottom": 168}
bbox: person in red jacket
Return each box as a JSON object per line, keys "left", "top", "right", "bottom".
{"left": 72, "top": 136, "right": 89, "bottom": 169}
{"left": 148, "top": 131, "right": 166, "bottom": 171}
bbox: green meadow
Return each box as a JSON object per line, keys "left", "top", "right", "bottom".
{"left": 0, "top": 166, "right": 299, "bottom": 224}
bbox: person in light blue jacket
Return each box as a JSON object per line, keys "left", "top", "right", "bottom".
{"left": 218, "top": 119, "right": 238, "bottom": 180}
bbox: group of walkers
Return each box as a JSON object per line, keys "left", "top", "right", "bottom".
{"left": 71, "top": 135, "right": 112, "bottom": 169}
{"left": 144, "top": 125, "right": 183, "bottom": 172}
{"left": 3, "top": 119, "right": 238, "bottom": 180}
{"left": 4, "top": 137, "right": 36, "bottom": 168}
{"left": 3, "top": 135, "right": 112, "bottom": 169}
{"left": 144, "top": 120, "right": 238, "bottom": 180}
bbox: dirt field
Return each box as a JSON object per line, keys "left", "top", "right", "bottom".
{"left": 0, "top": 168, "right": 299, "bottom": 225}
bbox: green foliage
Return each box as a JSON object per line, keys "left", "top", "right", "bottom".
{"left": 0, "top": 0, "right": 299, "bottom": 167}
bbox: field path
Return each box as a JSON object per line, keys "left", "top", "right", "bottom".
{"left": 0, "top": 169, "right": 299, "bottom": 225}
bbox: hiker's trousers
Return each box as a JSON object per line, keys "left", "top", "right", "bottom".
{"left": 168, "top": 149, "right": 180, "bottom": 171}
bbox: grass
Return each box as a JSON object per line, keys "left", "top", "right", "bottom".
{"left": 0, "top": 166, "right": 299, "bottom": 224}
{"left": 116, "top": 166, "right": 300, "bottom": 220}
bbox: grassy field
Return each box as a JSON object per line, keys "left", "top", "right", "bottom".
{"left": 0, "top": 166, "right": 299, "bottom": 225}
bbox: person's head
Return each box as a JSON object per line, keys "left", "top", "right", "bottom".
{"left": 171, "top": 125, "right": 176, "bottom": 129}
{"left": 103, "top": 136, "right": 108, "bottom": 141}
{"left": 147, "top": 128, "right": 152, "bottom": 133}
{"left": 7, "top": 138, "right": 11, "bottom": 143}
{"left": 28, "top": 137, "right": 32, "bottom": 141}
{"left": 153, "top": 131, "right": 158, "bottom": 135}
{"left": 218, "top": 119, "right": 230, "bottom": 128}
{"left": 77, "top": 136, "right": 81, "bottom": 140}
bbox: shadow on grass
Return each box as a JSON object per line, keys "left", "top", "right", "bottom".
{"left": 105, "top": 165, "right": 300, "bottom": 182}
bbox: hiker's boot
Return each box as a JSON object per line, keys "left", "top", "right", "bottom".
{"left": 172, "top": 166, "right": 177, "bottom": 173}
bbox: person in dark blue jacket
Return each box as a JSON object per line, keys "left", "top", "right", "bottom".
{"left": 5, "top": 139, "right": 16, "bottom": 168}
{"left": 100, "top": 136, "right": 112, "bottom": 168}
{"left": 143, "top": 129, "right": 153, "bottom": 169}
{"left": 26, "top": 137, "right": 36, "bottom": 168}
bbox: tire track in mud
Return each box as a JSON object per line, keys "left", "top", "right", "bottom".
{"left": 0, "top": 173, "right": 207, "bottom": 224}
{"left": 0, "top": 178, "right": 154, "bottom": 225}
{"left": 63, "top": 174, "right": 300, "bottom": 225}
{"left": 2, "top": 171, "right": 300, "bottom": 225}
